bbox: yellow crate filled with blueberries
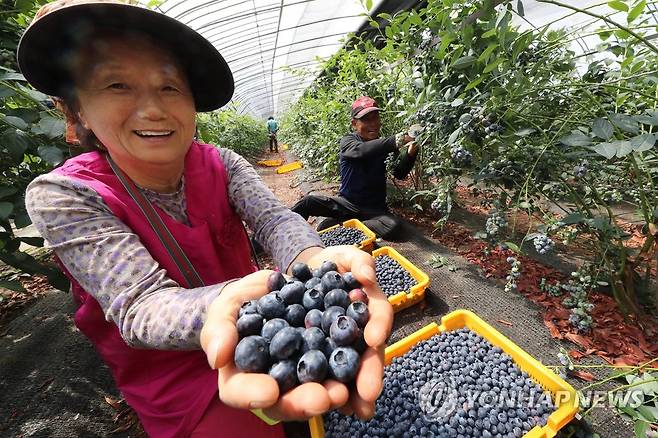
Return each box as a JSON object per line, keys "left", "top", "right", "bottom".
{"left": 309, "top": 310, "right": 579, "bottom": 438}
{"left": 318, "top": 219, "right": 376, "bottom": 252}
{"left": 373, "top": 246, "right": 430, "bottom": 313}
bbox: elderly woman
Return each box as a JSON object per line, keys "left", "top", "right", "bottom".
{"left": 18, "top": 1, "right": 393, "bottom": 437}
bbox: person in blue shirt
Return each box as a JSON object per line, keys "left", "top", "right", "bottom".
{"left": 291, "top": 96, "right": 418, "bottom": 240}
{"left": 267, "top": 116, "right": 279, "bottom": 152}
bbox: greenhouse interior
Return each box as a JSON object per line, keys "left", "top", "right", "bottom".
{"left": 1, "top": 0, "right": 658, "bottom": 437}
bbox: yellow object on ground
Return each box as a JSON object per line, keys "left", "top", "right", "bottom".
{"left": 281, "top": 144, "right": 289, "bottom": 151}
{"left": 309, "top": 309, "right": 579, "bottom": 438}
{"left": 275, "top": 161, "right": 302, "bottom": 174}
{"left": 257, "top": 159, "right": 284, "bottom": 167}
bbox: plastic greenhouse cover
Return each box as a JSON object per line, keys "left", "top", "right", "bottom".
{"left": 153, "top": 0, "right": 383, "bottom": 119}
{"left": 151, "top": 0, "right": 657, "bottom": 119}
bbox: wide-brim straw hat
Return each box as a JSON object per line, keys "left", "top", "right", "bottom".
{"left": 17, "top": 1, "right": 233, "bottom": 112}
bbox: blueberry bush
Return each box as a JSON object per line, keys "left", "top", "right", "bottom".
{"left": 280, "top": 0, "right": 658, "bottom": 320}
{"left": 196, "top": 106, "right": 268, "bottom": 158}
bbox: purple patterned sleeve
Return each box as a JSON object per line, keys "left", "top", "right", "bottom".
{"left": 25, "top": 173, "right": 227, "bottom": 350}
{"left": 218, "top": 148, "right": 323, "bottom": 272}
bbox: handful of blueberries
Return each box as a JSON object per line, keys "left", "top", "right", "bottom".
{"left": 234, "top": 261, "right": 370, "bottom": 393}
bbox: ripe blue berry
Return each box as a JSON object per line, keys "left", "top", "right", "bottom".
{"left": 321, "top": 270, "right": 346, "bottom": 291}
{"left": 269, "top": 359, "right": 297, "bottom": 394}
{"left": 267, "top": 271, "right": 286, "bottom": 292}
{"left": 302, "top": 289, "right": 324, "bottom": 311}
{"left": 301, "top": 327, "right": 327, "bottom": 353}
{"left": 324, "top": 288, "right": 351, "bottom": 309}
{"left": 346, "top": 301, "right": 369, "bottom": 328}
{"left": 329, "top": 347, "right": 360, "bottom": 382}
{"left": 291, "top": 262, "right": 313, "bottom": 282}
{"left": 261, "top": 318, "right": 289, "bottom": 342}
{"left": 257, "top": 292, "right": 286, "bottom": 319}
{"left": 269, "top": 326, "right": 302, "bottom": 360}
{"left": 297, "top": 350, "right": 328, "bottom": 383}
{"left": 234, "top": 336, "right": 270, "bottom": 373}
{"left": 304, "top": 308, "right": 323, "bottom": 329}
{"left": 279, "top": 281, "right": 305, "bottom": 305}
{"left": 322, "top": 305, "right": 346, "bottom": 335}
{"left": 236, "top": 313, "right": 264, "bottom": 338}
{"left": 284, "top": 304, "right": 307, "bottom": 327}
{"left": 330, "top": 315, "right": 359, "bottom": 346}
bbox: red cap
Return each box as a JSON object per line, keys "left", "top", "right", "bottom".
{"left": 351, "top": 96, "right": 381, "bottom": 119}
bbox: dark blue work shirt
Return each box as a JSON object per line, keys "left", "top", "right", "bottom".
{"left": 338, "top": 132, "right": 416, "bottom": 210}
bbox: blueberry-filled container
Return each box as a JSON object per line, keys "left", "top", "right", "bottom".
{"left": 308, "top": 310, "right": 579, "bottom": 438}
{"left": 319, "top": 219, "right": 376, "bottom": 252}
{"left": 373, "top": 246, "right": 430, "bottom": 312}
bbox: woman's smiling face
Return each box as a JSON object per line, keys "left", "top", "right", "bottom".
{"left": 74, "top": 34, "right": 196, "bottom": 170}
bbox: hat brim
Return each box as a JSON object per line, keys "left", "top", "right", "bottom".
{"left": 353, "top": 106, "right": 381, "bottom": 119}
{"left": 17, "top": 2, "right": 233, "bottom": 112}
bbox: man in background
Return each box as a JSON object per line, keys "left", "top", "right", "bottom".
{"left": 291, "top": 96, "right": 418, "bottom": 240}
{"left": 267, "top": 116, "right": 279, "bottom": 152}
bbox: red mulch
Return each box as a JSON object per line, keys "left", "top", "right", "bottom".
{"left": 392, "top": 206, "right": 658, "bottom": 367}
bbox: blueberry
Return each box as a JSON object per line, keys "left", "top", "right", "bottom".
{"left": 321, "top": 305, "right": 346, "bottom": 335}
{"left": 234, "top": 335, "right": 270, "bottom": 372}
{"left": 324, "top": 288, "right": 351, "bottom": 309}
{"left": 348, "top": 288, "right": 368, "bottom": 304}
{"left": 328, "top": 347, "right": 360, "bottom": 382}
{"left": 261, "top": 318, "right": 289, "bottom": 342}
{"left": 297, "top": 349, "right": 328, "bottom": 383}
{"left": 284, "top": 303, "right": 307, "bottom": 327}
{"left": 291, "top": 262, "right": 313, "bottom": 282}
{"left": 269, "top": 359, "right": 298, "bottom": 394}
{"left": 323, "top": 337, "right": 338, "bottom": 359}
{"left": 321, "top": 271, "right": 346, "bottom": 292}
{"left": 279, "top": 281, "right": 306, "bottom": 305}
{"left": 342, "top": 271, "right": 361, "bottom": 290}
{"left": 302, "top": 289, "right": 324, "bottom": 311}
{"left": 238, "top": 300, "right": 258, "bottom": 318}
{"left": 346, "top": 301, "right": 369, "bottom": 328}
{"left": 257, "top": 292, "right": 286, "bottom": 319}
{"left": 301, "top": 327, "right": 326, "bottom": 353}
{"left": 267, "top": 271, "right": 286, "bottom": 292}
{"left": 352, "top": 328, "right": 367, "bottom": 354}
{"left": 330, "top": 315, "right": 359, "bottom": 346}
{"left": 304, "top": 277, "right": 322, "bottom": 291}
{"left": 312, "top": 268, "right": 323, "bottom": 278}
{"left": 236, "top": 313, "right": 264, "bottom": 338}
{"left": 319, "top": 260, "right": 338, "bottom": 276}
{"left": 304, "top": 308, "right": 323, "bottom": 328}
{"left": 269, "top": 326, "right": 302, "bottom": 360}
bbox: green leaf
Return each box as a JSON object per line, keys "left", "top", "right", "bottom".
{"left": 560, "top": 131, "right": 592, "bottom": 146}
{"left": 478, "top": 43, "right": 499, "bottom": 62}
{"left": 637, "top": 405, "right": 658, "bottom": 422}
{"left": 0, "top": 202, "right": 14, "bottom": 220}
{"left": 634, "top": 114, "right": 658, "bottom": 126}
{"left": 0, "top": 72, "right": 25, "bottom": 81}
{"left": 13, "top": 213, "right": 32, "bottom": 229}
{"left": 37, "top": 145, "right": 64, "bottom": 165}
{"left": 630, "top": 133, "right": 655, "bottom": 152}
{"left": 451, "top": 98, "right": 464, "bottom": 107}
{"left": 0, "top": 186, "right": 18, "bottom": 199}
{"left": 465, "top": 76, "right": 485, "bottom": 91}
{"left": 562, "top": 212, "right": 585, "bottom": 225}
{"left": 592, "top": 142, "right": 617, "bottom": 159}
{"left": 448, "top": 128, "right": 462, "bottom": 144}
{"left": 516, "top": 0, "right": 525, "bottom": 16}
{"left": 628, "top": 0, "right": 646, "bottom": 22}
{"left": 32, "top": 116, "right": 65, "bottom": 139}
{"left": 615, "top": 140, "right": 634, "bottom": 157}
{"left": 608, "top": 0, "right": 629, "bottom": 12}
{"left": 0, "top": 280, "right": 25, "bottom": 292}
{"left": 483, "top": 58, "right": 506, "bottom": 73}
{"left": 592, "top": 118, "right": 614, "bottom": 140}
{"left": 610, "top": 113, "right": 640, "bottom": 133}
{"left": 451, "top": 56, "right": 477, "bottom": 70}
{"left": 1, "top": 129, "right": 30, "bottom": 162}
{"left": 2, "top": 115, "right": 28, "bottom": 130}
{"left": 504, "top": 241, "right": 520, "bottom": 253}
{"left": 365, "top": 0, "right": 373, "bottom": 11}
{"left": 634, "top": 419, "right": 648, "bottom": 437}
{"left": 515, "top": 128, "right": 536, "bottom": 137}
{"left": 482, "top": 28, "right": 497, "bottom": 38}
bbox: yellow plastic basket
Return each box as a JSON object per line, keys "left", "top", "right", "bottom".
{"left": 318, "top": 219, "right": 376, "bottom": 253}
{"left": 309, "top": 309, "right": 579, "bottom": 438}
{"left": 257, "top": 159, "right": 284, "bottom": 167}
{"left": 275, "top": 161, "right": 303, "bottom": 174}
{"left": 373, "top": 246, "right": 430, "bottom": 312}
